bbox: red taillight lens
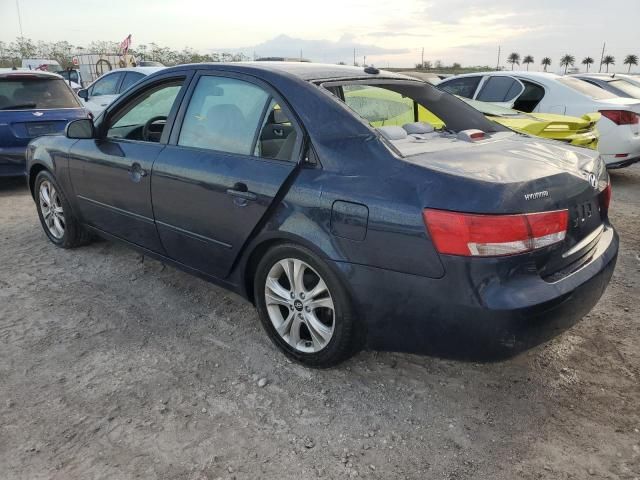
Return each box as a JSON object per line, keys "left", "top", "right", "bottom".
{"left": 599, "top": 110, "right": 640, "bottom": 125}
{"left": 599, "top": 183, "right": 612, "bottom": 213}
{"left": 423, "top": 209, "right": 569, "bottom": 257}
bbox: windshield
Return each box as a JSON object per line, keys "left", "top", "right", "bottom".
{"left": 0, "top": 77, "right": 81, "bottom": 110}
{"left": 57, "top": 70, "right": 80, "bottom": 84}
{"left": 326, "top": 80, "right": 506, "bottom": 134}
{"left": 608, "top": 79, "right": 640, "bottom": 99}
{"left": 557, "top": 77, "right": 616, "bottom": 99}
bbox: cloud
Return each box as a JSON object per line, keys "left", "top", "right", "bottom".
{"left": 246, "top": 34, "right": 411, "bottom": 64}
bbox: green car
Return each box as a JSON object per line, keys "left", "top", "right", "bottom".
{"left": 461, "top": 98, "right": 600, "bottom": 150}
{"left": 341, "top": 83, "right": 599, "bottom": 150}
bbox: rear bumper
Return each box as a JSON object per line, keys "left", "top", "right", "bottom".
{"left": 338, "top": 226, "right": 618, "bottom": 360}
{"left": 0, "top": 146, "right": 27, "bottom": 176}
{"left": 602, "top": 154, "right": 640, "bottom": 169}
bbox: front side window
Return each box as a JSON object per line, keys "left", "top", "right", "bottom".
{"left": 0, "top": 77, "right": 80, "bottom": 110}
{"left": 477, "top": 76, "right": 523, "bottom": 102}
{"left": 91, "top": 73, "right": 122, "bottom": 96}
{"left": 120, "top": 72, "right": 145, "bottom": 93}
{"left": 439, "top": 76, "right": 481, "bottom": 98}
{"left": 107, "top": 80, "right": 183, "bottom": 142}
{"left": 178, "top": 76, "right": 270, "bottom": 156}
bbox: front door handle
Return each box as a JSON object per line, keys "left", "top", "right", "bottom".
{"left": 128, "top": 162, "right": 147, "bottom": 182}
{"left": 226, "top": 183, "right": 257, "bottom": 202}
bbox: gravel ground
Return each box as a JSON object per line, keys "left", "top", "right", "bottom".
{"left": 0, "top": 165, "right": 639, "bottom": 480}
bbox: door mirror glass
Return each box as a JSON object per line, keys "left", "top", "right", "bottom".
{"left": 77, "top": 88, "right": 89, "bottom": 100}
{"left": 66, "top": 118, "right": 94, "bottom": 139}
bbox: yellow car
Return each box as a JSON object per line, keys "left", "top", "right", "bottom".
{"left": 461, "top": 98, "right": 600, "bottom": 150}
{"left": 342, "top": 85, "right": 599, "bottom": 149}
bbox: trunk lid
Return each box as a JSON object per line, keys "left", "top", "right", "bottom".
{"left": 0, "top": 108, "right": 87, "bottom": 148}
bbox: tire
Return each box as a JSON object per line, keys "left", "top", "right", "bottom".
{"left": 34, "top": 170, "right": 90, "bottom": 249}
{"left": 254, "top": 243, "right": 359, "bottom": 368}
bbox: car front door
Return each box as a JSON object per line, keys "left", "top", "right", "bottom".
{"left": 68, "top": 72, "right": 191, "bottom": 252}
{"left": 83, "top": 71, "right": 124, "bottom": 116}
{"left": 151, "top": 72, "right": 303, "bottom": 278}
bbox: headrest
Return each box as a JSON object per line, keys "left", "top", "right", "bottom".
{"left": 377, "top": 125, "right": 408, "bottom": 141}
{"left": 403, "top": 122, "right": 435, "bottom": 134}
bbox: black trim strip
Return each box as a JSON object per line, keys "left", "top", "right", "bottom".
{"left": 156, "top": 220, "right": 233, "bottom": 249}
{"left": 77, "top": 195, "right": 155, "bottom": 224}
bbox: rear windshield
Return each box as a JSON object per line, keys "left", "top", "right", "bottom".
{"left": 608, "top": 79, "right": 640, "bottom": 98}
{"left": 0, "top": 77, "right": 81, "bottom": 110}
{"left": 557, "top": 77, "right": 616, "bottom": 100}
{"left": 324, "top": 80, "right": 506, "bottom": 134}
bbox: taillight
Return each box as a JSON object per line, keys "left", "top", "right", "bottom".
{"left": 599, "top": 183, "right": 612, "bottom": 213}
{"left": 599, "top": 110, "right": 640, "bottom": 125}
{"left": 423, "top": 209, "right": 569, "bottom": 257}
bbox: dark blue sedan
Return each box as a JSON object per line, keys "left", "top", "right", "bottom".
{"left": 25, "top": 63, "right": 618, "bottom": 366}
{"left": 0, "top": 70, "right": 87, "bottom": 176}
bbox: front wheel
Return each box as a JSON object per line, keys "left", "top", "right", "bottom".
{"left": 254, "top": 243, "right": 359, "bottom": 368}
{"left": 34, "top": 170, "right": 89, "bottom": 249}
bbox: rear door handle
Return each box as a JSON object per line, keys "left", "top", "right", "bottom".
{"left": 226, "top": 183, "right": 257, "bottom": 202}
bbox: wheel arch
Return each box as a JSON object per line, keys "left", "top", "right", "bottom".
{"left": 28, "top": 162, "right": 50, "bottom": 198}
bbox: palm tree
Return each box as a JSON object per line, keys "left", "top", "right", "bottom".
{"left": 541, "top": 57, "right": 552, "bottom": 72}
{"left": 602, "top": 55, "right": 615, "bottom": 72}
{"left": 624, "top": 54, "right": 638, "bottom": 73}
{"left": 522, "top": 55, "right": 534, "bottom": 70}
{"left": 507, "top": 52, "right": 520, "bottom": 70}
{"left": 560, "top": 54, "right": 575, "bottom": 74}
{"left": 582, "top": 56, "right": 594, "bottom": 72}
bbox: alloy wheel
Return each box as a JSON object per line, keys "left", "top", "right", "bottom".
{"left": 39, "top": 180, "right": 65, "bottom": 239}
{"left": 264, "top": 258, "right": 335, "bottom": 353}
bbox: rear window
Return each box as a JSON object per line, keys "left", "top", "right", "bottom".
{"left": 608, "top": 79, "right": 640, "bottom": 99}
{"left": 0, "top": 77, "right": 81, "bottom": 110}
{"left": 557, "top": 77, "right": 616, "bottom": 99}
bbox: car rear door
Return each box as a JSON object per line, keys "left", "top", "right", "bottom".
{"left": 68, "top": 71, "right": 192, "bottom": 252}
{"left": 475, "top": 76, "right": 525, "bottom": 108}
{"left": 151, "top": 71, "right": 303, "bottom": 279}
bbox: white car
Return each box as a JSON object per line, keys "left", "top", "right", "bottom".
{"left": 77, "top": 67, "right": 164, "bottom": 117}
{"left": 573, "top": 73, "right": 640, "bottom": 100}
{"left": 438, "top": 71, "right": 640, "bottom": 168}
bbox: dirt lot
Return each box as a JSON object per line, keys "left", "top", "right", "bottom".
{"left": 0, "top": 165, "right": 639, "bottom": 480}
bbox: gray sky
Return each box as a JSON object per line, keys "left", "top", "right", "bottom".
{"left": 1, "top": 0, "right": 639, "bottom": 71}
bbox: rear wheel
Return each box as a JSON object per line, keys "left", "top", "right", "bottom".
{"left": 35, "top": 170, "right": 89, "bottom": 248}
{"left": 254, "top": 244, "right": 358, "bottom": 367}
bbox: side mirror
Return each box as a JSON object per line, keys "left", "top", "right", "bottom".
{"left": 66, "top": 118, "right": 95, "bottom": 139}
{"left": 77, "top": 89, "right": 89, "bottom": 100}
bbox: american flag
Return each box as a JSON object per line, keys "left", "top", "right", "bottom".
{"left": 119, "top": 34, "right": 132, "bottom": 55}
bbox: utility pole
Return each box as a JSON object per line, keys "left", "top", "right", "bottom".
{"left": 599, "top": 42, "right": 606, "bottom": 73}
{"left": 363, "top": 55, "right": 366, "bottom": 67}
{"left": 15, "top": 0, "right": 24, "bottom": 38}
{"left": 421, "top": 47, "right": 424, "bottom": 69}
{"left": 496, "top": 46, "right": 501, "bottom": 70}
{"left": 353, "top": 48, "right": 356, "bottom": 66}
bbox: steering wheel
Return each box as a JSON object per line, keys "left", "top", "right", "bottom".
{"left": 142, "top": 115, "right": 167, "bottom": 142}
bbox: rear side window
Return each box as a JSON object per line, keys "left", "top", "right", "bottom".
{"left": 438, "top": 76, "right": 481, "bottom": 98}
{"left": 477, "top": 77, "right": 523, "bottom": 102}
{"left": 120, "top": 72, "right": 145, "bottom": 93}
{"left": 178, "top": 76, "right": 270, "bottom": 156}
{"left": 0, "top": 77, "right": 80, "bottom": 110}
{"left": 90, "top": 72, "right": 122, "bottom": 96}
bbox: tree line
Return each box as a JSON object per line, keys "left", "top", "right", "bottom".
{"left": 0, "top": 37, "right": 251, "bottom": 68}
{"left": 506, "top": 52, "right": 639, "bottom": 74}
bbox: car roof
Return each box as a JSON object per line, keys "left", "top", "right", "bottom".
{"left": 163, "top": 61, "right": 417, "bottom": 82}
{"left": 102, "top": 66, "right": 165, "bottom": 76}
{"left": 0, "top": 69, "right": 64, "bottom": 79}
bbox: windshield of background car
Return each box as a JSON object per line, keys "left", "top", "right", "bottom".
{"left": 557, "top": 77, "right": 616, "bottom": 99}
{"left": 57, "top": 70, "right": 79, "bottom": 84}
{"left": 327, "top": 80, "right": 506, "bottom": 133}
{"left": 608, "top": 79, "right": 640, "bottom": 98}
{"left": 0, "top": 77, "right": 81, "bottom": 110}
